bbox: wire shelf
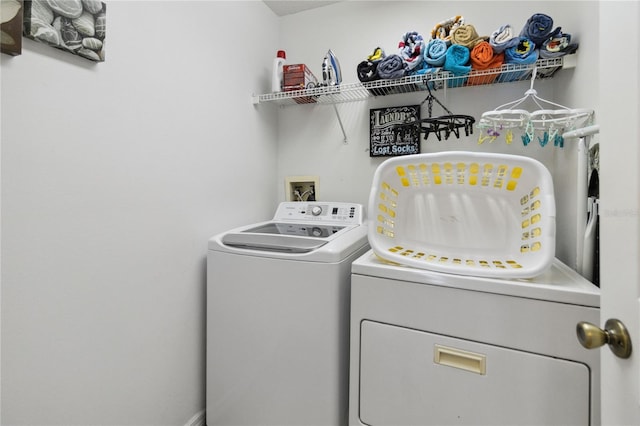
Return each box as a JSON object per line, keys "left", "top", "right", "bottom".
{"left": 253, "top": 57, "right": 568, "bottom": 107}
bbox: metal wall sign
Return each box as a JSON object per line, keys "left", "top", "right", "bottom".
{"left": 370, "top": 105, "right": 420, "bottom": 157}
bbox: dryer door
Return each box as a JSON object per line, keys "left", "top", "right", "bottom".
{"left": 359, "top": 320, "right": 590, "bottom": 426}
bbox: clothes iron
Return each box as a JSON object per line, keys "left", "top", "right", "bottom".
{"left": 322, "top": 49, "right": 342, "bottom": 86}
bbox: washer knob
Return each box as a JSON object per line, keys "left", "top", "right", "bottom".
{"left": 311, "top": 206, "right": 323, "bottom": 216}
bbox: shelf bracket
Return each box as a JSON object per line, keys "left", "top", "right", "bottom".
{"left": 332, "top": 103, "right": 348, "bottom": 144}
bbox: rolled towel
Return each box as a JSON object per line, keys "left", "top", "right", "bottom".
{"left": 504, "top": 37, "right": 538, "bottom": 64}
{"left": 430, "top": 15, "right": 465, "bottom": 42}
{"left": 444, "top": 44, "right": 471, "bottom": 87}
{"left": 377, "top": 54, "right": 408, "bottom": 79}
{"left": 357, "top": 59, "right": 391, "bottom": 95}
{"left": 398, "top": 31, "right": 425, "bottom": 73}
{"left": 520, "top": 13, "right": 557, "bottom": 47}
{"left": 467, "top": 41, "right": 505, "bottom": 85}
{"left": 500, "top": 36, "right": 538, "bottom": 82}
{"left": 357, "top": 60, "right": 380, "bottom": 82}
{"left": 450, "top": 24, "right": 488, "bottom": 48}
{"left": 423, "top": 38, "right": 448, "bottom": 68}
{"left": 470, "top": 41, "right": 505, "bottom": 69}
{"left": 489, "top": 24, "right": 519, "bottom": 53}
{"left": 444, "top": 44, "right": 471, "bottom": 75}
{"left": 444, "top": 44, "right": 471, "bottom": 74}
{"left": 539, "top": 29, "right": 579, "bottom": 58}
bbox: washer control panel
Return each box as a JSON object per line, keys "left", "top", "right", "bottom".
{"left": 273, "top": 202, "right": 364, "bottom": 225}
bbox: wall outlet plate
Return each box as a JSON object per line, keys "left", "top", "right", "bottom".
{"left": 285, "top": 175, "right": 319, "bottom": 201}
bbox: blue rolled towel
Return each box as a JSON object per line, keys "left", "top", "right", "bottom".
{"left": 520, "top": 13, "right": 557, "bottom": 47}
{"left": 500, "top": 36, "right": 538, "bottom": 82}
{"left": 444, "top": 44, "right": 470, "bottom": 87}
{"left": 377, "top": 54, "right": 408, "bottom": 79}
{"left": 444, "top": 44, "right": 471, "bottom": 75}
{"left": 424, "top": 38, "right": 448, "bottom": 67}
{"left": 504, "top": 37, "right": 538, "bottom": 64}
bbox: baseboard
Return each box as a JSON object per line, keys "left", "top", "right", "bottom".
{"left": 184, "top": 409, "right": 205, "bottom": 426}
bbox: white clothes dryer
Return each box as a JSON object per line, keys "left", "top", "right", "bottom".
{"left": 349, "top": 250, "right": 601, "bottom": 426}
{"left": 207, "top": 202, "right": 368, "bottom": 426}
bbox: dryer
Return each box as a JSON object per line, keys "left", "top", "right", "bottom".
{"left": 348, "top": 251, "right": 601, "bottom": 426}
{"left": 207, "top": 202, "right": 368, "bottom": 426}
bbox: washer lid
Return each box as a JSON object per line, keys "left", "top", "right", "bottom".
{"left": 221, "top": 232, "right": 328, "bottom": 253}
{"left": 221, "top": 222, "right": 347, "bottom": 253}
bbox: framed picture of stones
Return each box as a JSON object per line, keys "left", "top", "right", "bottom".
{"left": 23, "top": 0, "right": 106, "bottom": 62}
{"left": 1, "top": 0, "right": 23, "bottom": 56}
{"left": 370, "top": 105, "right": 421, "bottom": 157}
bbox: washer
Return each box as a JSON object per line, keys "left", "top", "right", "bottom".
{"left": 207, "top": 202, "right": 369, "bottom": 426}
{"left": 348, "top": 251, "right": 601, "bottom": 426}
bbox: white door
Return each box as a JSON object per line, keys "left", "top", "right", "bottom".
{"left": 595, "top": 1, "right": 640, "bottom": 424}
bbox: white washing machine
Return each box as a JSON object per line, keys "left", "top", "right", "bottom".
{"left": 348, "top": 251, "right": 601, "bottom": 426}
{"left": 207, "top": 202, "right": 369, "bottom": 426}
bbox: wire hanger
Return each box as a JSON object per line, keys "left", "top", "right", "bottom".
{"left": 394, "top": 84, "right": 475, "bottom": 142}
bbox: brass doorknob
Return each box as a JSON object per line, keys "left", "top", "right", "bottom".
{"left": 576, "top": 318, "right": 632, "bottom": 359}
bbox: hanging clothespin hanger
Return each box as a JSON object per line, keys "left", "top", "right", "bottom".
{"left": 478, "top": 67, "right": 595, "bottom": 147}
{"left": 394, "top": 84, "right": 475, "bottom": 141}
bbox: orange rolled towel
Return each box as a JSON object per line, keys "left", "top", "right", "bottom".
{"left": 467, "top": 41, "right": 504, "bottom": 85}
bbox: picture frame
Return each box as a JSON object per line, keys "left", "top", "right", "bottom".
{"left": 23, "top": 0, "right": 106, "bottom": 62}
{"left": 1, "top": 0, "right": 23, "bottom": 56}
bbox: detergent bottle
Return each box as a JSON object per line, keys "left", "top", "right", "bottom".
{"left": 271, "top": 50, "right": 286, "bottom": 92}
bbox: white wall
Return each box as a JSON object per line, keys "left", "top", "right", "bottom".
{"left": 275, "top": 1, "right": 600, "bottom": 269}
{"left": 0, "top": 1, "right": 279, "bottom": 425}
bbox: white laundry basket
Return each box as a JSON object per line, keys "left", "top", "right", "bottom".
{"left": 368, "top": 151, "right": 556, "bottom": 278}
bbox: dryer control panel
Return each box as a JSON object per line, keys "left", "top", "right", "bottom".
{"left": 274, "top": 202, "right": 364, "bottom": 225}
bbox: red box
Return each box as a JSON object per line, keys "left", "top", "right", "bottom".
{"left": 283, "top": 64, "right": 318, "bottom": 91}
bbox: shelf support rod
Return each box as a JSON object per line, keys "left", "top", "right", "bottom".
{"left": 333, "top": 103, "right": 348, "bottom": 144}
